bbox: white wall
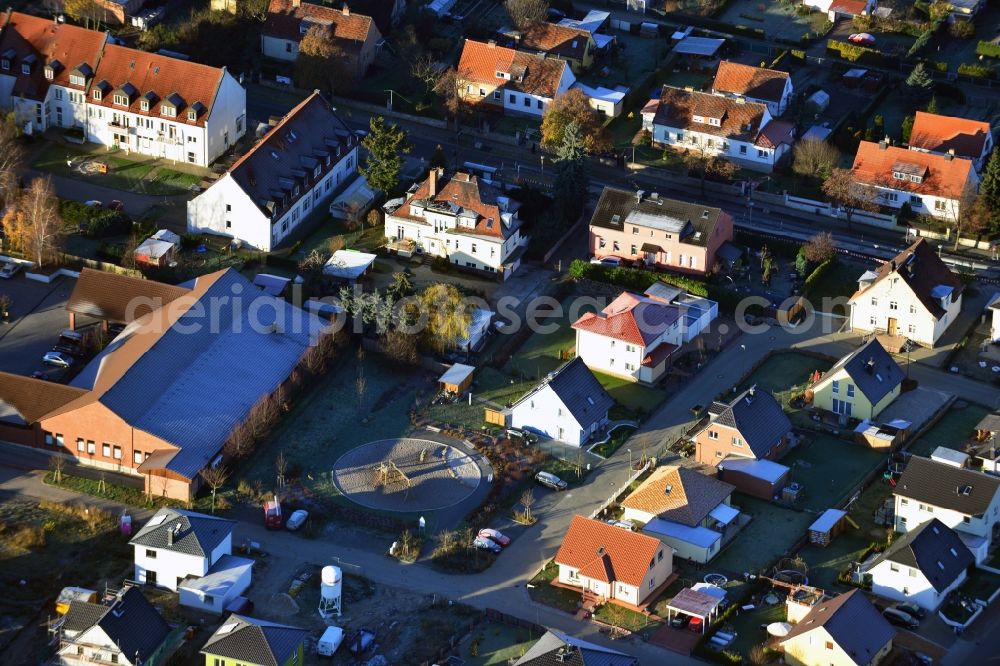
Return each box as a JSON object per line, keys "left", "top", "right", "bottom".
{"left": 869, "top": 559, "right": 964, "bottom": 610}
{"left": 204, "top": 71, "right": 248, "bottom": 165}
{"left": 509, "top": 383, "right": 593, "bottom": 446}
{"left": 263, "top": 35, "right": 298, "bottom": 61}
{"left": 895, "top": 494, "right": 1000, "bottom": 561}
{"left": 178, "top": 566, "right": 251, "bottom": 614}
{"left": 850, "top": 278, "right": 962, "bottom": 347}
{"left": 386, "top": 211, "right": 517, "bottom": 274}
{"left": 652, "top": 107, "right": 785, "bottom": 173}
{"left": 575, "top": 328, "right": 645, "bottom": 381}
{"left": 133, "top": 545, "right": 208, "bottom": 591}
{"left": 209, "top": 533, "right": 232, "bottom": 566}
{"left": 58, "top": 627, "right": 135, "bottom": 666}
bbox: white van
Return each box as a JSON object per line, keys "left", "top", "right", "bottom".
{"left": 317, "top": 625, "right": 344, "bottom": 657}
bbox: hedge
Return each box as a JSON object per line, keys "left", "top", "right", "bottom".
{"left": 958, "top": 63, "right": 996, "bottom": 79}
{"left": 800, "top": 258, "right": 836, "bottom": 299}
{"left": 976, "top": 41, "right": 1000, "bottom": 59}
{"left": 826, "top": 39, "right": 889, "bottom": 66}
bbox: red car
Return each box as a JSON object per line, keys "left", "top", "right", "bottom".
{"left": 263, "top": 496, "right": 282, "bottom": 529}
{"left": 477, "top": 528, "right": 510, "bottom": 547}
{"left": 106, "top": 200, "right": 124, "bottom": 212}
{"left": 688, "top": 616, "right": 704, "bottom": 633}
{"left": 848, "top": 33, "right": 876, "bottom": 46}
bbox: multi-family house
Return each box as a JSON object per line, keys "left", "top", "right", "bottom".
{"left": 908, "top": 111, "right": 994, "bottom": 172}
{"left": 777, "top": 589, "right": 895, "bottom": 666}
{"left": 512, "top": 21, "right": 596, "bottom": 72}
{"left": 848, "top": 239, "right": 964, "bottom": 347}
{"left": 507, "top": 357, "right": 613, "bottom": 447}
{"left": 571, "top": 292, "right": 683, "bottom": 384}
{"left": 850, "top": 140, "right": 979, "bottom": 222}
{"left": 711, "top": 60, "right": 793, "bottom": 116}
{"left": 644, "top": 86, "right": 795, "bottom": 172}
{"left": 262, "top": 0, "right": 382, "bottom": 79}
{"left": 811, "top": 339, "right": 905, "bottom": 420}
{"left": 693, "top": 386, "right": 793, "bottom": 465}
{"left": 623, "top": 466, "right": 740, "bottom": 563}
{"left": 588, "top": 187, "right": 734, "bottom": 276}
{"left": 894, "top": 455, "right": 1000, "bottom": 563}
{"left": 456, "top": 39, "right": 574, "bottom": 118}
{"left": 383, "top": 167, "right": 526, "bottom": 278}
{"left": 201, "top": 615, "right": 309, "bottom": 666}
{"left": 554, "top": 516, "right": 674, "bottom": 608}
{"left": 187, "top": 91, "right": 359, "bottom": 251}
{"left": 865, "top": 518, "right": 974, "bottom": 611}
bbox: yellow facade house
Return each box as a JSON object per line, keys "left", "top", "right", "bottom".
{"left": 811, "top": 339, "right": 904, "bottom": 421}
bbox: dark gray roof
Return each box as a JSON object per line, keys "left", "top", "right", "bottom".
{"left": 514, "top": 630, "right": 637, "bottom": 666}
{"left": 895, "top": 456, "right": 1000, "bottom": 516}
{"left": 779, "top": 590, "right": 895, "bottom": 663}
{"left": 518, "top": 358, "right": 614, "bottom": 430}
{"left": 976, "top": 413, "right": 1000, "bottom": 433}
{"left": 201, "top": 614, "right": 308, "bottom": 666}
{"left": 66, "top": 587, "right": 170, "bottom": 662}
{"left": 130, "top": 508, "right": 235, "bottom": 557}
{"left": 869, "top": 519, "right": 974, "bottom": 591}
{"left": 707, "top": 386, "right": 791, "bottom": 459}
{"left": 589, "top": 187, "right": 724, "bottom": 249}
{"left": 62, "top": 601, "right": 109, "bottom": 634}
{"left": 824, "top": 338, "right": 904, "bottom": 406}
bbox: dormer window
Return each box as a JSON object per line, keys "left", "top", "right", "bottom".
{"left": 187, "top": 109, "right": 197, "bottom": 121}
{"left": 93, "top": 89, "right": 102, "bottom": 101}
{"left": 495, "top": 70, "right": 510, "bottom": 80}
{"left": 0, "top": 59, "right": 8, "bottom": 71}
{"left": 140, "top": 99, "right": 149, "bottom": 111}
{"left": 69, "top": 73, "right": 84, "bottom": 86}
{"left": 44, "top": 66, "right": 54, "bottom": 80}
{"left": 161, "top": 104, "right": 176, "bottom": 117}
{"left": 20, "top": 63, "right": 30, "bottom": 75}
{"left": 113, "top": 93, "right": 128, "bottom": 107}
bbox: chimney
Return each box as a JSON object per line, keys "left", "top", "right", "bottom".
{"left": 487, "top": 40, "right": 496, "bottom": 48}
{"left": 636, "top": 189, "right": 645, "bottom": 204}
{"left": 944, "top": 151, "right": 953, "bottom": 161}
{"left": 291, "top": 0, "right": 300, "bottom": 6}
{"left": 890, "top": 259, "right": 896, "bottom": 271}
{"left": 879, "top": 139, "right": 888, "bottom": 150}
{"left": 167, "top": 526, "right": 174, "bottom": 546}
{"left": 342, "top": 3, "right": 349, "bottom": 15}
{"left": 428, "top": 167, "right": 439, "bottom": 196}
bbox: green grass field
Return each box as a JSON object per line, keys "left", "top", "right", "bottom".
{"left": 739, "top": 351, "right": 832, "bottom": 396}
{"left": 908, "top": 403, "right": 991, "bottom": 457}
{"left": 784, "top": 436, "right": 885, "bottom": 511}
{"left": 806, "top": 260, "right": 865, "bottom": 316}
{"left": 714, "top": 495, "right": 814, "bottom": 575}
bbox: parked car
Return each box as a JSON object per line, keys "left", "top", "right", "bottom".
{"left": 0, "top": 261, "right": 21, "bottom": 278}
{"left": 285, "top": 509, "right": 309, "bottom": 531}
{"left": 670, "top": 614, "right": 689, "bottom": 629}
{"left": 688, "top": 616, "right": 704, "bottom": 633}
{"left": 84, "top": 199, "right": 102, "bottom": 207}
{"left": 882, "top": 607, "right": 919, "bottom": 630}
{"left": 606, "top": 520, "right": 636, "bottom": 531}
{"left": 589, "top": 256, "right": 622, "bottom": 267}
{"left": 42, "top": 351, "right": 74, "bottom": 368}
{"left": 473, "top": 536, "right": 502, "bottom": 554}
{"left": 51, "top": 343, "right": 85, "bottom": 358}
{"left": 477, "top": 528, "right": 510, "bottom": 547}
{"left": 535, "top": 471, "right": 568, "bottom": 491}
{"left": 848, "top": 33, "right": 876, "bottom": 46}
{"left": 890, "top": 603, "right": 926, "bottom": 620}
{"left": 506, "top": 427, "right": 538, "bottom": 445}
{"left": 263, "top": 496, "right": 282, "bottom": 530}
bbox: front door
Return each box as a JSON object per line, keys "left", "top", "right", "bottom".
{"left": 887, "top": 317, "right": 898, "bottom": 336}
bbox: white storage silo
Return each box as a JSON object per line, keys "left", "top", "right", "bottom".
{"left": 318, "top": 565, "right": 342, "bottom": 618}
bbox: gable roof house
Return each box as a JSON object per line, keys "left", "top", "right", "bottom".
{"left": 850, "top": 140, "right": 980, "bottom": 222}
{"left": 201, "top": 614, "right": 309, "bottom": 666}
{"left": 383, "top": 167, "right": 526, "bottom": 279}
{"left": 456, "top": 39, "right": 575, "bottom": 118}
{"left": 694, "top": 386, "right": 794, "bottom": 466}
{"left": 848, "top": 238, "right": 964, "bottom": 347}
{"left": 0, "top": 268, "right": 326, "bottom": 502}
{"left": 894, "top": 456, "right": 1000, "bottom": 563}
{"left": 571, "top": 292, "right": 683, "bottom": 384}
{"left": 188, "top": 91, "right": 359, "bottom": 252}
{"left": 866, "top": 518, "right": 974, "bottom": 610}
{"left": 55, "top": 585, "right": 172, "bottom": 666}
{"left": 908, "top": 111, "right": 994, "bottom": 172}
{"left": 262, "top": 0, "right": 382, "bottom": 79}
{"left": 711, "top": 60, "right": 794, "bottom": 116}
{"left": 646, "top": 85, "right": 795, "bottom": 173}
{"left": 811, "top": 338, "right": 905, "bottom": 421}
{"left": 624, "top": 466, "right": 740, "bottom": 563}
{"left": 777, "top": 589, "right": 895, "bottom": 666}
{"left": 589, "top": 187, "right": 734, "bottom": 278}
{"left": 513, "top": 630, "right": 637, "bottom": 666}
{"left": 508, "top": 358, "right": 613, "bottom": 447}
{"left": 512, "top": 21, "right": 596, "bottom": 73}
{"left": 554, "top": 516, "right": 674, "bottom": 609}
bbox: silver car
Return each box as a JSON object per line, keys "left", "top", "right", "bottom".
{"left": 42, "top": 351, "right": 74, "bottom": 368}
{"left": 473, "top": 536, "right": 502, "bottom": 553}
{"left": 0, "top": 261, "right": 20, "bottom": 278}
{"left": 285, "top": 509, "right": 309, "bottom": 531}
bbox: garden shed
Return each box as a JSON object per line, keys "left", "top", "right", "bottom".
{"left": 438, "top": 363, "right": 475, "bottom": 394}
{"left": 808, "top": 508, "right": 848, "bottom": 547}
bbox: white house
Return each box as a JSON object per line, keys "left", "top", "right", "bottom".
{"left": 894, "top": 455, "right": 1000, "bottom": 563}
{"left": 988, "top": 293, "right": 1000, "bottom": 342}
{"left": 572, "top": 292, "right": 683, "bottom": 384}
{"left": 909, "top": 111, "right": 994, "bottom": 172}
{"left": 800, "top": 0, "right": 874, "bottom": 21}
{"left": 508, "top": 357, "right": 613, "bottom": 447}
{"left": 555, "top": 516, "right": 674, "bottom": 608}
{"left": 178, "top": 554, "right": 254, "bottom": 614}
{"left": 130, "top": 508, "right": 240, "bottom": 592}
{"left": 711, "top": 60, "right": 794, "bottom": 116}
{"left": 866, "top": 518, "right": 974, "bottom": 611}
{"left": 777, "top": 590, "right": 895, "bottom": 666}
{"left": 851, "top": 141, "right": 980, "bottom": 222}
{"left": 187, "top": 92, "right": 358, "bottom": 251}
{"left": 645, "top": 86, "right": 795, "bottom": 173}
{"left": 383, "top": 168, "right": 526, "bottom": 279}
{"left": 848, "top": 239, "right": 964, "bottom": 347}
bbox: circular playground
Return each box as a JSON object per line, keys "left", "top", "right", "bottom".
{"left": 331, "top": 438, "right": 485, "bottom": 512}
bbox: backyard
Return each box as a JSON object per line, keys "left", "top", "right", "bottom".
{"left": 805, "top": 260, "right": 867, "bottom": 316}
{"left": 783, "top": 436, "right": 886, "bottom": 511}
{"left": 578, "top": 30, "right": 668, "bottom": 89}
{"left": 738, "top": 351, "right": 832, "bottom": 397}
{"left": 460, "top": 622, "right": 538, "bottom": 665}
{"left": 908, "top": 403, "right": 991, "bottom": 457}
{"left": 716, "top": 1, "right": 830, "bottom": 41}
{"left": 713, "top": 495, "right": 814, "bottom": 575}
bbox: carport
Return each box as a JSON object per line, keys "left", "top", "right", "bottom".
{"left": 665, "top": 586, "right": 724, "bottom": 634}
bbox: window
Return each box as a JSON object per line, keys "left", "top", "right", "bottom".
{"left": 77, "top": 438, "right": 84, "bottom": 452}
{"left": 613, "top": 241, "right": 619, "bottom": 252}
{"left": 825, "top": 641, "right": 834, "bottom": 650}
{"left": 832, "top": 379, "right": 839, "bottom": 394}
{"left": 113, "top": 445, "right": 122, "bottom": 460}
{"left": 963, "top": 515, "right": 971, "bottom": 524}
{"left": 630, "top": 244, "right": 636, "bottom": 255}
{"left": 203, "top": 594, "right": 214, "bottom": 605}
{"left": 658, "top": 550, "right": 663, "bottom": 561}
{"left": 161, "top": 105, "right": 175, "bottom": 117}
{"left": 846, "top": 384, "right": 855, "bottom": 398}
{"left": 739, "top": 145, "right": 747, "bottom": 155}
{"left": 919, "top": 503, "right": 933, "bottom": 513}
{"left": 87, "top": 441, "right": 95, "bottom": 454}
{"left": 910, "top": 195, "right": 921, "bottom": 206}
{"left": 908, "top": 569, "right": 917, "bottom": 578}
{"left": 113, "top": 93, "right": 127, "bottom": 106}
{"left": 732, "top": 436, "right": 743, "bottom": 447}
{"left": 56, "top": 433, "right": 63, "bottom": 447}
{"left": 871, "top": 297, "right": 878, "bottom": 306}
{"left": 889, "top": 301, "right": 898, "bottom": 310}
{"left": 92, "top": 89, "right": 102, "bottom": 100}
{"left": 54, "top": 88, "right": 62, "bottom": 100}
{"left": 0, "top": 58, "right": 8, "bottom": 71}
{"left": 21, "top": 63, "right": 29, "bottom": 75}
{"left": 648, "top": 578, "right": 655, "bottom": 589}
{"left": 908, "top": 324, "right": 915, "bottom": 334}
{"left": 478, "top": 88, "right": 485, "bottom": 97}
{"left": 537, "top": 99, "right": 543, "bottom": 109}
{"left": 45, "top": 432, "right": 53, "bottom": 445}
{"left": 757, "top": 148, "right": 767, "bottom": 158}
{"left": 598, "top": 237, "right": 606, "bottom": 249}
{"left": 146, "top": 549, "right": 156, "bottom": 558}
{"left": 134, "top": 451, "right": 143, "bottom": 465}
{"left": 708, "top": 431, "right": 718, "bottom": 440}
{"left": 935, "top": 200, "right": 947, "bottom": 212}
{"left": 869, "top": 316, "right": 877, "bottom": 326}
{"left": 909, "top": 304, "right": 917, "bottom": 314}
{"left": 102, "top": 443, "right": 110, "bottom": 457}
{"left": 523, "top": 97, "right": 530, "bottom": 107}
{"left": 632, "top": 226, "right": 639, "bottom": 235}
{"left": 146, "top": 570, "right": 156, "bottom": 584}
{"left": 492, "top": 91, "right": 500, "bottom": 100}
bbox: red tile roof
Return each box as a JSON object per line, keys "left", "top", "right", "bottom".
{"left": 555, "top": 516, "right": 662, "bottom": 587}
{"left": 829, "top": 0, "right": 870, "bottom": 15}
{"left": 851, "top": 238, "right": 963, "bottom": 319}
{"left": 393, "top": 169, "right": 518, "bottom": 240}
{"left": 572, "top": 292, "right": 679, "bottom": 347}
{"left": 712, "top": 61, "right": 789, "bottom": 104}
{"left": 755, "top": 119, "right": 795, "bottom": 149}
{"left": 264, "top": 0, "right": 378, "bottom": 53}
{"left": 457, "top": 39, "right": 569, "bottom": 100}
{"left": 851, "top": 141, "right": 976, "bottom": 200}
{"left": 653, "top": 86, "right": 769, "bottom": 143}
{"left": 89, "top": 44, "right": 225, "bottom": 128}
{"left": 0, "top": 12, "right": 106, "bottom": 101}
{"left": 909, "top": 111, "right": 991, "bottom": 160}
{"left": 518, "top": 22, "right": 591, "bottom": 61}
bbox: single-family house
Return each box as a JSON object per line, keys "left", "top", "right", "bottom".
{"left": 848, "top": 239, "right": 964, "bottom": 347}
{"left": 55, "top": 586, "right": 172, "bottom": 666}
{"left": 558, "top": 10, "right": 615, "bottom": 54}
{"left": 894, "top": 455, "right": 1000, "bottom": 562}
{"left": 693, "top": 386, "right": 793, "bottom": 466}
{"left": 513, "top": 630, "right": 637, "bottom": 666}
{"left": 513, "top": 22, "right": 596, "bottom": 72}
{"left": 908, "top": 111, "right": 994, "bottom": 172}
{"left": 383, "top": 168, "right": 526, "bottom": 279}
{"left": 508, "top": 358, "right": 613, "bottom": 447}
{"left": 643, "top": 282, "right": 719, "bottom": 343}
{"left": 711, "top": 60, "right": 794, "bottom": 116}
{"left": 455, "top": 39, "right": 575, "bottom": 118}
{"left": 201, "top": 614, "right": 309, "bottom": 666}
{"left": 811, "top": 339, "right": 904, "bottom": 420}
{"left": 800, "top": 0, "right": 875, "bottom": 20}
{"left": 187, "top": 91, "right": 359, "bottom": 252}
{"left": 624, "top": 466, "right": 739, "bottom": 563}
{"left": 262, "top": 0, "right": 382, "bottom": 79}
{"left": 134, "top": 229, "right": 181, "bottom": 268}
{"left": 647, "top": 85, "right": 795, "bottom": 173}
{"left": 777, "top": 589, "right": 895, "bottom": 666}
{"left": 866, "top": 518, "right": 974, "bottom": 611}
{"left": 554, "top": 515, "right": 674, "bottom": 608}
{"left": 588, "top": 187, "right": 734, "bottom": 276}
{"left": 988, "top": 293, "right": 1000, "bottom": 342}
{"left": 850, "top": 141, "right": 979, "bottom": 222}
{"left": 571, "top": 292, "right": 682, "bottom": 384}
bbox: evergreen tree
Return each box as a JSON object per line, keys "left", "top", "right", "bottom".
{"left": 981, "top": 149, "right": 1000, "bottom": 233}
{"left": 905, "top": 63, "right": 933, "bottom": 101}
{"left": 359, "top": 116, "right": 411, "bottom": 195}
{"left": 429, "top": 144, "right": 447, "bottom": 170}
{"left": 926, "top": 94, "right": 939, "bottom": 114}
{"left": 900, "top": 115, "right": 914, "bottom": 143}
{"left": 551, "top": 121, "right": 588, "bottom": 225}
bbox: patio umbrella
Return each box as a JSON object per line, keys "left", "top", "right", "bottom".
{"left": 767, "top": 622, "right": 792, "bottom": 637}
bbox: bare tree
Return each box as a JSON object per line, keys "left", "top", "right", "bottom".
{"left": 120, "top": 231, "right": 142, "bottom": 270}
{"left": 802, "top": 232, "right": 837, "bottom": 264}
{"left": 0, "top": 112, "right": 24, "bottom": 206}
{"left": 792, "top": 140, "right": 840, "bottom": 182}
{"left": 275, "top": 450, "right": 288, "bottom": 488}
{"left": 223, "top": 422, "right": 254, "bottom": 458}
{"left": 434, "top": 67, "right": 472, "bottom": 129}
{"left": 505, "top": 0, "right": 549, "bottom": 29}
{"left": 1, "top": 177, "right": 64, "bottom": 267}
{"left": 949, "top": 192, "right": 989, "bottom": 250}
{"left": 380, "top": 330, "right": 418, "bottom": 365}
{"left": 49, "top": 455, "right": 66, "bottom": 484}
{"left": 519, "top": 488, "right": 535, "bottom": 524}
{"left": 821, "top": 168, "right": 879, "bottom": 229}
{"left": 199, "top": 464, "right": 230, "bottom": 514}
{"left": 356, "top": 375, "right": 368, "bottom": 412}
{"left": 411, "top": 53, "right": 441, "bottom": 96}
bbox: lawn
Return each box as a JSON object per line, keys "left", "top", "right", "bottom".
{"left": 716, "top": 0, "right": 830, "bottom": 41}
{"left": 462, "top": 623, "right": 539, "bottom": 666}
{"left": 962, "top": 568, "right": 1000, "bottom": 603}
{"left": 805, "top": 260, "right": 866, "bottom": 316}
{"left": 577, "top": 30, "right": 667, "bottom": 88}
{"left": 725, "top": 599, "right": 786, "bottom": 658}
{"left": 528, "top": 561, "right": 582, "bottom": 614}
{"left": 660, "top": 70, "right": 712, "bottom": 90}
{"left": 738, "top": 351, "right": 832, "bottom": 397}
{"left": 933, "top": 6, "right": 1000, "bottom": 76}
{"left": 908, "top": 403, "right": 991, "bottom": 457}
{"left": 592, "top": 425, "right": 637, "bottom": 458}
{"left": 783, "top": 436, "right": 885, "bottom": 511}
{"left": 714, "top": 495, "right": 814, "bottom": 575}
{"left": 593, "top": 602, "right": 662, "bottom": 634}
{"left": 428, "top": 367, "right": 536, "bottom": 430}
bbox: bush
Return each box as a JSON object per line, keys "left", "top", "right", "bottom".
{"left": 958, "top": 63, "right": 996, "bottom": 79}
{"left": 84, "top": 210, "right": 131, "bottom": 238}
{"left": 568, "top": 259, "right": 709, "bottom": 296}
{"left": 10, "top": 525, "right": 46, "bottom": 549}
{"left": 801, "top": 258, "right": 836, "bottom": 298}
{"left": 976, "top": 41, "right": 1000, "bottom": 58}
{"left": 949, "top": 20, "right": 975, "bottom": 39}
